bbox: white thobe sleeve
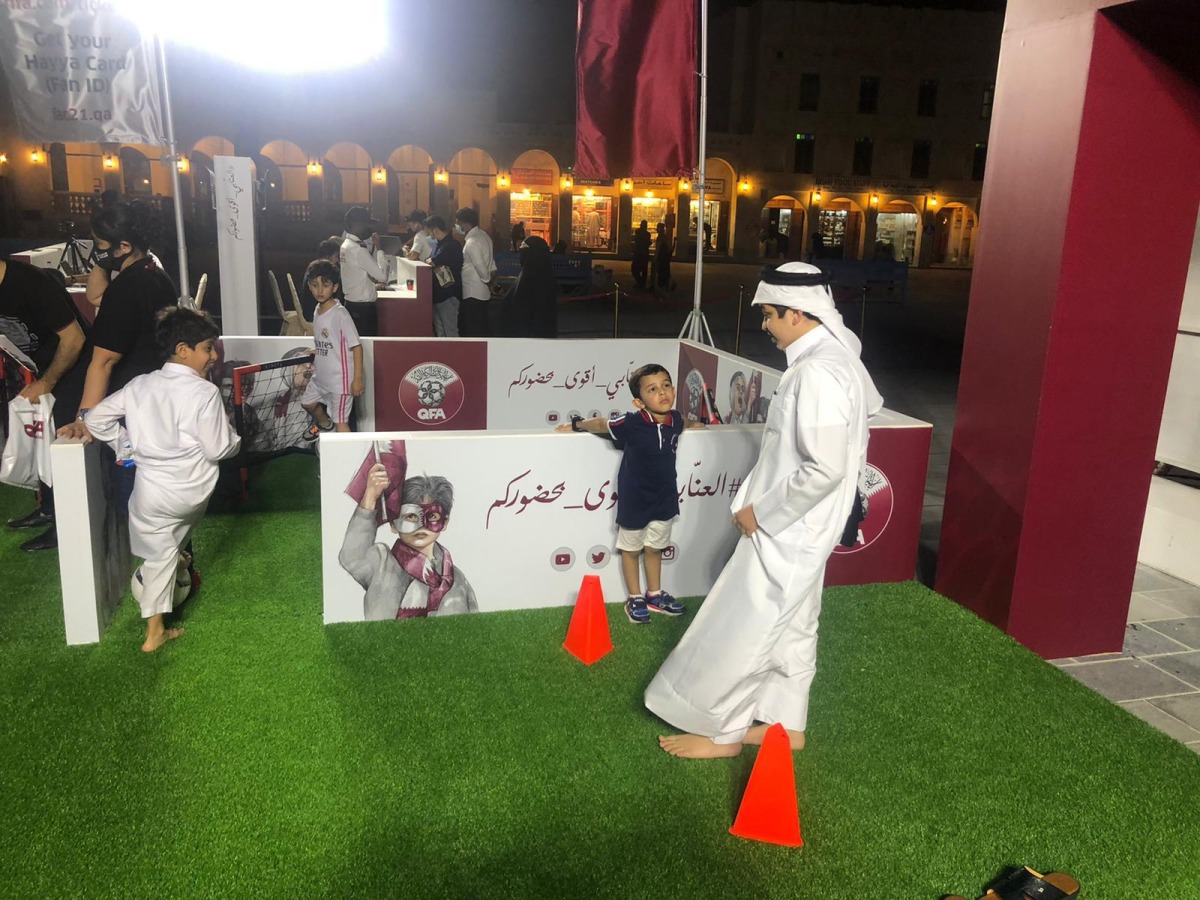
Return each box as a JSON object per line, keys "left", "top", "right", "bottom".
{"left": 84, "top": 387, "right": 127, "bottom": 446}
{"left": 196, "top": 391, "right": 241, "bottom": 461}
{"left": 752, "top": 362, "right": 851, "bottom": 536}
{"left": 346, "top": 242, "right": 387, "bottom": 282}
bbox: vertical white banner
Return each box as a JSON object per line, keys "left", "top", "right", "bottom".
{"left": 0, "top": 4, "right": 163, "bottom": 144}
{"left": 214, "top": 156, "right": 259, "bottom": 336}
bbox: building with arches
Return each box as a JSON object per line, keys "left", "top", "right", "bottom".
{"left": 0, "top": 0, "right": 1002, "bottom": 265}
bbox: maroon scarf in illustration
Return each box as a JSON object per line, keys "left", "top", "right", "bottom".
{"left": 389, "top": 540, "right": 455, "bottom": 619}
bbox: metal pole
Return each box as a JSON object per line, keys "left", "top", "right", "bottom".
{"left": 734, "top": 284, "right": 744, "bottom": 356}
{"left": 613, "top": 283, "right": 620, "bottom": 338}
{"left": 687, "top": 0, "right": 709, "bottom": 343}
{"left": 155, "top": 36, "right": 191, "bottom": 304}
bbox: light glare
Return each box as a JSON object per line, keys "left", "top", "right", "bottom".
{"left": 113, "top": 0, "right": 388, "bottom": 73}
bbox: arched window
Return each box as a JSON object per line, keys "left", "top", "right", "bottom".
{"left": 120, "top": 147, "right": 153, "bottom": 195}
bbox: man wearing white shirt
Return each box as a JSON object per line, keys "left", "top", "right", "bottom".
{"left": 339, "top": 206, "right": 387, "bottom": 336}
{"left": 404, "top": 210, "right": 435, "bottom": 262}
{"left": 454, "top": 207, "right": 496, "bottom": 337}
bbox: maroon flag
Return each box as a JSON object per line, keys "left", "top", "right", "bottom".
{"left": 575, "top": 0, "right": 698, "bottom": 181}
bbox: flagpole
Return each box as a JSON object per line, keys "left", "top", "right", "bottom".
{"left": 680, "top": 0, "right": 713, "bottom": 345}
{"left": 155, "top": 35, "right": 191, "bottom": 305}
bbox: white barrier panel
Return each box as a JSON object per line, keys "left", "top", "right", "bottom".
{"left": 486, "top": 338, "right": 677, "bottom": 428}
{"left": 1139, "top": 475, "right": 1200, "bottom": 587}
{"left": 214, "top": 157, "right": 260, "bottom": 336}
{"left": 51, "top": 440, "right": 131, "bottom": 645}
{"left": 319, "top": 428, "right": 761, "bottom": 623}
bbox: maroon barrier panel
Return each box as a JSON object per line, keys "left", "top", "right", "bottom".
{"left": 377, "top": 264, "right": 433, "bottom": 337}
{"left": 937, "top": 1, "right": 1200, "bottom": 658}
{"left": 826, "top": 424, "right": 931, "bottom": 587}
{"left": 373, "top": 340, "right": 489, "bottom": 431}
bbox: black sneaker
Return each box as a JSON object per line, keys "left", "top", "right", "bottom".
{"left": 20, "top": 527, "right": 57, "bottom": 552}
{"left": 7, "top": 507, "right": 54, "bottom": 530}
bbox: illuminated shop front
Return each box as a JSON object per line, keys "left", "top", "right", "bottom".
{"left": 571, "top": 182, "right": 617, "bottom": 253}
{"left": 508, "top": 154, "right": 559, "bottom": 246}
{"left": 874, "top": 201, "right": 920, "bottom": 263}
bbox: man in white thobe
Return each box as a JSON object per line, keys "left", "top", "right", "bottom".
{"left": 646, "top": 261, "right": 883, "bottom": 758}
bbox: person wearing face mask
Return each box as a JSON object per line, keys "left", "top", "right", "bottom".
{"left": 341, "top": 445, "right": 479, "bottom": 620}
{"left": 453, "top": 207, "right": 497, "bottom": 337}
{"left": 47, "top": 202, "right": 177, "bottom": 548}
{"left": 339, "top": 206, "right": 387, "bottom": 337}
{"left": 83, "top": 190, "right": 163, "bottom": 308}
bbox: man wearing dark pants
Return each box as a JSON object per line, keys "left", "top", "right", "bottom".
{"left": 339, "top": 206, "right": 387, "bottom": 337}
{"left": 1, "top": 259, "right": 87, "bottom": 550}
{"left": 454, "top": 207, "right": 496, "bottom": 337}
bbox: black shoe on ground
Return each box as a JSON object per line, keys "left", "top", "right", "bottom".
{"left": 7, "top": 507, "right": 54, "bottom": 530}
{"left": 20, "top": 528, "right": 58, "bottom": 552}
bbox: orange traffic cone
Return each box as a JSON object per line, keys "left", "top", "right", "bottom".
{"left": 729, "top": 722, "right": 804, "bottom": 846}
{"left": 563, "top": 574, "right": 613, "bottom": 665}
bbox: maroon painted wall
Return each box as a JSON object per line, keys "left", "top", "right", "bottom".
{"left": 937, "top": 4, "right": 1200, "bottom": 658}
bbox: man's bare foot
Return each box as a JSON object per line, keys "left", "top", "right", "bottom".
{"left": 142, "top": 626, "right": 184, "bottom": 653}
{"left": 658, "top": 733, "right": 743, "bottom": 758}
{"left": 743, "top": 724, "right": 806, "bottom": 751}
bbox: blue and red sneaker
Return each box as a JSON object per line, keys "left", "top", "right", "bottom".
{"left": 624, "top": 596, "right": 651, "bottom": 624}
{"left": 646, "top": 591, "right": 685, "bottom": 616}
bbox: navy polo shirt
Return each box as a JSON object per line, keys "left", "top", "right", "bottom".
{"left": 608, "top": 409, "right": 684, "bottom": 529}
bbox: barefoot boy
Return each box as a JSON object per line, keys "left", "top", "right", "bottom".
{"left": 301, "top": 260, "right": 364, "bottom": 433}
{"left": 84, "top": 308, "right": 241, "bottom": 651}
{"left": 557, "top": 363, "right": 703, "bottom": 624}
{"left": 645, "top": 263, "right": 883, "bottom": 758}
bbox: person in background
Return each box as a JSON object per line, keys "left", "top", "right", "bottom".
{"left": 298, "top": 237, "right": 343, "bottom": 321}
{"left": 631, "top": 220, "right": 652, "bottom": 290}
{"left": 427, "top": 216, "right": 463, "bottom": 338}
{"left": 53, "top": 200, "right": 178, "bottom": 549}
{"left": 501, "top": 235, "right": 557, "bottom": 338}
{"left": 84, "top": 307, "right": 240, "bottom": 652}
{"left": 300, "top": 260, "right": 362, "bottom": 433}
{"left": 454, "top": 207, "right": 496, "bottom": 337}
{"left": 404, "top": 210, "right": 435, "bottom": 262}
{"left": 654, "top": 222, "right": 675, "bottom": 295}
{"left": 1, "top": 259, "right": 87, "bottom": 550}
{"left": 339, "top": 206, "right": 387, "bottom": 337}
{"left": 510, "top": 220, "right": 526, "bottom": 252}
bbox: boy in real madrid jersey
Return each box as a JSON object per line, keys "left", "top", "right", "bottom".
{"left": 302, "top": 260, "right": 364, "bottom": 432}
{"left": 557, "top": 363, "right": 704, "bottom": 624}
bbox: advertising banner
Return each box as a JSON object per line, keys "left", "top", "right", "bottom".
{"left": 0, "top": 3, "right": 163, "bottom": 144}
{"left": 486, "top": 338, "right": 676, "bottom": 429}
{"left": 320, "top": 428, "right": 761, "bottom": 623}
{"left": 373, "top": 340, "right": 488, "bottom": 432}
{"left": 214, "top": 157, "right": 259, "bottom": 336}
{"left": 678, "top": 340, "right": 783, "bottom": 426}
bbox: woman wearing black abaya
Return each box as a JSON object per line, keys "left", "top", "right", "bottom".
{"left": 501, "top": 236, "right": 558, "bottom": 338}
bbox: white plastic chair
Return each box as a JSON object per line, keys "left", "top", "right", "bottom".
{"left": 286, "top": 273, "right": 314, "bottom": 335}
{"left": 193, "top": 273, "right": 208, "bottom": 310}
{"left": 268, "top": 271, "right": 305, "bottom": 336}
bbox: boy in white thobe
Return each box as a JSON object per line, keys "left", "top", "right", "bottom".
{"left": 646, "top": 262, "right": 883, "bottom": 758}
{"left": 85, "top": 308, "right": 241, "bottom": 652}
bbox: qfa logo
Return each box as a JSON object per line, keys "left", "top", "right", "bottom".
{"left": 832, "top": 463, "right": 893, "bottom": 555}
{"left": 398, "top": 362, "right": 465, "bottom": 424}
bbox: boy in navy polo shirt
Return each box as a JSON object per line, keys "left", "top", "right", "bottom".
{"left": 557, "top": 363, "right": 704, "bottom": 623}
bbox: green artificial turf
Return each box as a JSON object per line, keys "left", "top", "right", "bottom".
{"left": 2, "top": 455, "right": 1200, "bottom": 898}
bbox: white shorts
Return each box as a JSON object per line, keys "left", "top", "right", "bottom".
{"left": 301, "top": 380, "right": 354, "bottom": 424}
{"left": 616, "top": 519, "right": 673, "bottom": 552}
